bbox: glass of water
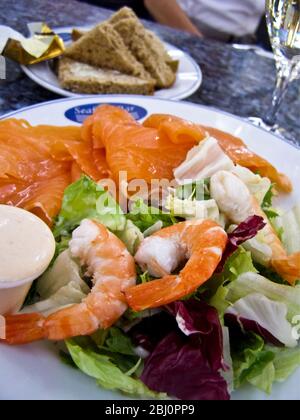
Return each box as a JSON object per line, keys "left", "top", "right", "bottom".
{"left": 264, "top": 0, "right": 300, "bottom": 128}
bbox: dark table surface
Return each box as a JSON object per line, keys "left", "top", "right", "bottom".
{"left": 1, "top": 0, "right": 300, "bottom": 144}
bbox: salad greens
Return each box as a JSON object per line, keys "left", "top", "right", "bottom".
{"left": 242, "top": 232, "right": 273, "bottom": 266}
{"left": 127, "top": 198, "right": 177, "bottom": 232}
{"left": 53, "top": 176, "right": 126, "bottom": 251}
{"left": 21, "top": 173, "right": 300, "bottom": 400}
{"left": 261, "top": 185, "right": 279, "bottom": 220}
{"left": 279, "top": 204, "right": 300, "bottom": 255}
{"left": 226, "top": 293, "right": 298, "bottom": 347}
{"left": 230, "top": 332, "right": 276, "bottom": 394}
{"left": 226, "top": 272, "right": 300, "bottom": 322}
{"left": 230, "top": 332, "right": 300, "bottom": 394}
{"left": 232, "top": 165, "right": 271, "bottom": 205}
{"left": 174, "top": 179, "right": 211, "bottom": 201}
{"left": 271, "top": 346, "right": 300, "bottom": 382}
{"left": 66, "top": 338, "right": 161, "bottom": 398}
{"left": 22, "top": 250, "right": 89, "bottom": 316}
{"left": 166, "top": 196, "right": 222, "bottom": 224}
{"left": 210, "top": 248, "right": 257, "bottom": 315}
{"left": 115, "top": 220, "right": 143, "bottom": 255}
{"left": 134, "top": 300, "right": 230, "bottom": 400}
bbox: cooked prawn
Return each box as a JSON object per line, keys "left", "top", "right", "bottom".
{"left": 2, "top": 219, "right": 136, "bottom": 345}
{"left": 251, "top": 198, "right": 300, "bottom": 285}
{"left": 125, "top": 220, "right": 228, "bottom": 311}
{"left": 210, "top": 170, "right": 300, "bottom": 284}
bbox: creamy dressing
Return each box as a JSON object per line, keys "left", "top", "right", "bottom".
{"left": 0, "top": 205, "right": 55, "bottom": 283}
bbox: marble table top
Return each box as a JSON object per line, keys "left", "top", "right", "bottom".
{"left": 1, "top": 0, "right": 299, "bottom": 144}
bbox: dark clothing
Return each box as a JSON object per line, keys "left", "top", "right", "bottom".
{"left": 77, "top": 0, "right": 153, "bottom": 20}
{"left": 255, "top": 16, "right": 272, "bottom": 51}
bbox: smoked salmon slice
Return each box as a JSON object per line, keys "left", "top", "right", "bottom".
{"left": 71, "top": 162, "right": 83, "bottom": 183}
{"left": 143, "top": 114, "right": 205, "bottom": 144}
{"left": 92, "top": 149, "right": 111, "bottom": 179}
{"left": 143, "top": 114, "right": 292, "bottom": 192}
{"left": 0, "top": 173, "right": 71, "bottom": 225}
{"left": 0, "top": 119, "right": 96, "bottom": 225}
{"left": 87, "top": 105, "right": 199, "bottom": 183}
{"left": 90, "top": 105, "right": 136, "bottom": 149}
{"left": 30, "top": 125, "right": 82, "bottom": 162}
{"left": 0, "top": 106, "right": 292, "bottom": 227}
{"left": 64, "top": 142, "right": 109, "bottom": 181}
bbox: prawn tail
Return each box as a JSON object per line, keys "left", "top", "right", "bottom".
{"left": 125, "top": 275, "right": 185, "bottom": 312}
{"left": 277, "top": 172, "right": 293, "bottom": 193}
{"left": 272, "top": 252, "right": 300, "bottom": 285}
{"left": 0, "top": 313, "right": 46, "bottom": 345}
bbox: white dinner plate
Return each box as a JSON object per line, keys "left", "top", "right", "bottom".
{"left": 21, "top": 26, "right": 202, "bottom": 101}
{"left": 0, "top": 96, "right": 299, "bottom": 400}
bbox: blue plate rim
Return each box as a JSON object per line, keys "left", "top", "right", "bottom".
{"left": 1, "top": 94, "right": 299, "bottom": 151}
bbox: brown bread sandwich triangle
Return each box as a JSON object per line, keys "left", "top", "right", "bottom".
{"left": 108, "top": 7, "right": 177, "bottom": 88}
{"left": 64, "top": 21, "right": 151, "bottom": 81}
{"left": 58, "top": 57, "right": 155, "bottom": 95}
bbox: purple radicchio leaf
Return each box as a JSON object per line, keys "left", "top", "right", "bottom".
{"left": 139, "top": 299, "right": 230, "bottom": 400}
{"left": 225, "top": 313, "right": 284, "bottom": 347}
{"left": 217, "top": 215, "right": 266, "bottom": 272}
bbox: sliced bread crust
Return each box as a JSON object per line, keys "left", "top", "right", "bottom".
{"left": 64, "top": 22, "right": 151, "bottom": 81}
{"left": 58, "top": 57, "right": 155, "bottom": 95}
{"left": 108, "top": 8, "right": 176, "bottom": 88}
{"left": 71, "top": 26, "right": 180, "bottom": 76}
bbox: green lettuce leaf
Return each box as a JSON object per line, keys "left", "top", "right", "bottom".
{"left": 279, "top": 204, "right": 300, "bottom": 255}
{"left": 127, "top": 198, "right": 176, "bottom": 233}
{"left": 261, "top": 185, "right": 274, "bottom": 210}
{"left": 175, "top": 179, "right": 210, "bottom": 201}
{"left": 53, "top": 176, "right": 126, "bottom": 242}
{"left": 226, "top": 272, "right": 300, "bottom": 322}
{"left": 165, "top": 196, "right": 223, "bottom": 225}
{"left": 222, "top": 249, "right": 257, "bottom": 283}
{"left": 231, "top": 333, "right": 275, "bottom": 394}
{"left": 66, "top": 338, "right": 162, "bottom": 398}
{"left": 22, "top": 250, "right": 89, "bottom": 316}
{"left": 232, "top": 165, "right": 271, "bottom": 205}
{"left": 261, "top": 185, "right": 279, "bottom": 220}
{"left": 232, "top": 333, "right": 300, "bottom": 394}
{"left": 92, "top": 328, "right": 142, "bottom": 374}
{"left": 210, "top": 248, "right": 257, "bottom": 315}
{"left": 116, "top": 220, "right": 143, "bottom": 255}
{"left": 268, "top": 346, "right": 300, "bottom": 382}
{"left": 104, "top": 327, "right": 136, "bottom": 356}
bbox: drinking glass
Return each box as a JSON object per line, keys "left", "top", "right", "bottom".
{"left": 251, "top": 0, "right": 300, "bottom": 136}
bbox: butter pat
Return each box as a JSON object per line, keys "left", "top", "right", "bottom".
{"left": 0, "top": 23, "right": 64, "bottom": 65}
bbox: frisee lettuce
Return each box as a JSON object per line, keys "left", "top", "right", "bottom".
{"left": 66, "top": 336, "right": 164, "bottom": 398}
{"left": 261, "top": 185, "right": 279, "bottom": 221}
{"left": 174, "top": 179, "right": 210, "bottom": 201}
{"left": 127, "top": 198, "right": 177, "bottom": 233}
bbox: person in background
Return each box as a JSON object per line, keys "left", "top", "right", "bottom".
{"left": 144, "top": 0, "right": 266, "bottom": 43}
{"left": 79, "top": 0, "right": 270, "bottom": 49}
{"left": 78, "top": 0, "right": 153, "bottom": 20}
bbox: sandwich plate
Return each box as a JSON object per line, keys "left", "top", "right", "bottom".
{"left": 0, "top": 96, "right": 299, "bottom": 400}
{"left": 21, "top": 26, "right": 202, "bottom": 101}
